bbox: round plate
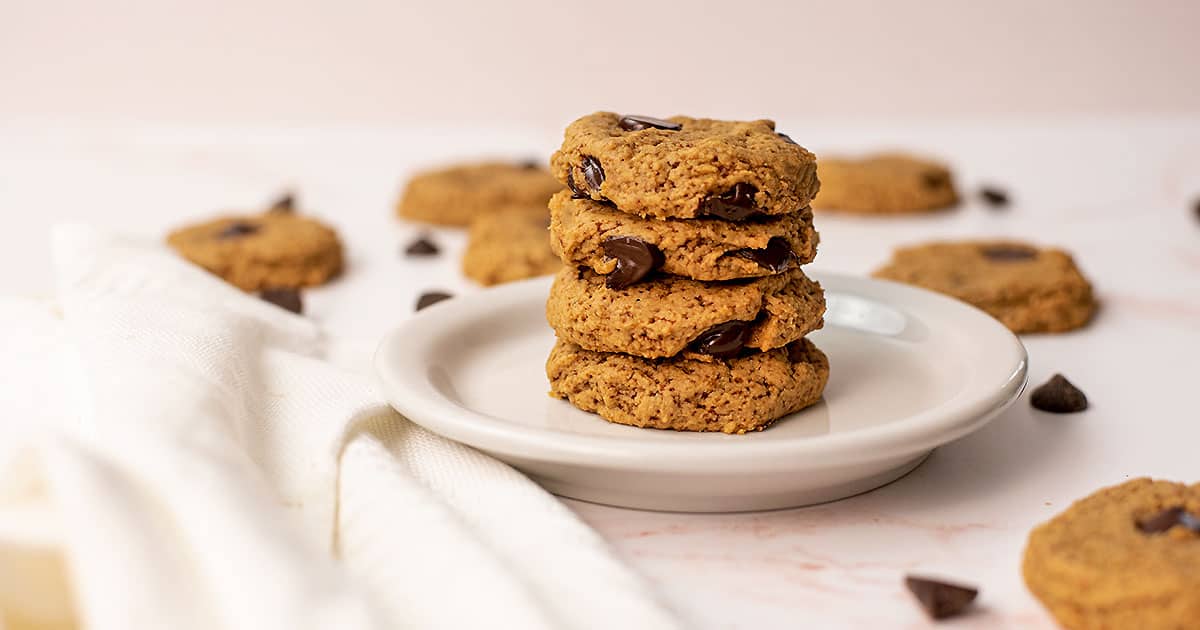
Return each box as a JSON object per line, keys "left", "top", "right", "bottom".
{"left": 375, "top": 272, "right": 1027, "bottom": 512}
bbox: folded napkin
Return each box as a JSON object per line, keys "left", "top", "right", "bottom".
{"left": 0, "top": 226, "right": 680, "bottom": 630}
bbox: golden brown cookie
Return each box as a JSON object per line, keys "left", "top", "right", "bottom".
{"left": 1023, "top": 478, "right": 1200, "bottom": 630}
{"left": 461, "top": 205, "right": 559, "bottom": 286}
{"left": 547, "top": 338, "right": 829, "bottom": 433}
{"left": 813, "top": 153, "right": 958, "bottom": 214}
{"left": 872, "top": 240, "right": 1096, "bottom": 333}
{"left": 167, "top": 212, "right": 343, "bottom": 291}
{"left": 550, "top": 113, "right": 819, "bottom": 220}
{"left": 396, "top": 161, "right": 560, "bottom": 226}
{"left": 546, "top": 267, "right": 825, "bottom": 359}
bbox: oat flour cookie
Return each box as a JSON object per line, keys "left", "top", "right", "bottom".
{"left": 547, "top": 338, "right": 828, "bottom": 433}
{"left": 814, "top": 153, "right": 958, "bottom": 214}
{"left": 872, "top": 240, "right": 1095, "bottom": 333}
{"left": 167, "top": 213, "right": 343, "bottom": 291}
{"left": 462, "top": 205, "right": 559, "bottom": 286}
{"left": 550, "top": 113, "right": 819, "bottom": 220}
{"left": 397, "top": 161, "right": 560, "bottom": 226}
{"left": 1023, "top": 478, "right": 1200, "bottom": 630}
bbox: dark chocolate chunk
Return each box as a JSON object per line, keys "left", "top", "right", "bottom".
{"left": 618, "top": 115, "right": 682, "bottom": 132}
{"left": 566, "top": 171, "right": 588, "bottom": 199}
{"left": 980, "top": 244, "right": 1037, "bottom": 261}
{"left": 698, "top": 183, "right": 765, "bottom": 221}
{"left": 979, "top": 187, "right": 1009, "bottom": 208}
{"left": 726, "top": 237, "right": 795, "bottom": 272}
{"left": 415, "top": 291, "right": 453, "bottom": 311}
{"left": 600, "top": 236, "right": 664, "bottom": 289}
{"left": 689, "top": 321, "right": 753, "bottom": 359}
{"left": 1030, "top": 374, "right": 1088, "bottom": 413}
{"left": 923, "top": 172, "right": 950, "bottom": 189}
{"left": 905, "top": 576, "right": 978, "bottom": 620}
{"left": 776, "top": 132, "right": 797, "bottom": 145}
{"left": 518, "top": 158, "right": 542, "bottom": 170}
{"left": 580, "top": 156, "right": 604, "bottom": 192}
{"left": 216, "top": 221, "right": 260, "bottom": 239}
{"left": 259, "top": 288, "right": 302, "bottom": 314}
{"left": 405, "top": 235, "right": 439, "bottom": 257}
{"left": 1138, "top": 507, "right": 1186, "bottom": 534}
{"left": 269, "top": 193, "right": 295, "bottom": 214}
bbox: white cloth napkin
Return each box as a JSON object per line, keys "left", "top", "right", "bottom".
{"left": 0, "top": 225, "right": 680, "bottom": 630}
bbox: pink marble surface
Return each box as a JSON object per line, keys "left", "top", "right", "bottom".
{"left": 1, "top": 118, "right": 1198, "bottom": 628}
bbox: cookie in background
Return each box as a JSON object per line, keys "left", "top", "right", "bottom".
{"left": 461, "top": 205, "right": 559, "bottom": 286}
{"left": 397, "top": 160, "right": 559, "bottom": 227}
{"left": 814, "top": 152, "right": 959, "bottom": 214}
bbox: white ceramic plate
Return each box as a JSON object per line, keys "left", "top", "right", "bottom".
{"left": 375, "top": 272, "right": 1027, "bottom": 512}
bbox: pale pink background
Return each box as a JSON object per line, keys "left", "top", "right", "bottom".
{"left": 3, "top": 0, "right": 1199, "bottom": 126}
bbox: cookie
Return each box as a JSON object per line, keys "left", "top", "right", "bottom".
{"left": 167, "top": 213, "right": 343, "bottom": 291}
{"left": 549, "top": 191, "right": 818, "bottom": 283}
{"left": 872, "top": 241, "right": 1096, "bottom": 333}
{"left": 1023, "top": 478, "right": 1200, "bottom": 630}
{"left": 546, "top": 267, "right": 825, "bottom": 359}
{"left": 550, "top": 113, "right": 819, "bottom": 220}
{"left": 397, "top": 161, "right": 560, "bottom": 226}
{"left": 813, "top": 153, "right": 958, "bottom": 214}
{"left": 462, "top": 205, "right": 560, "bottom": 286}
{"left": 547, "top": 338, "right": 828, "bottom": 433}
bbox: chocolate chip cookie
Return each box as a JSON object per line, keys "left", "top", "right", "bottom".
{"left": 397, "top": 161, "right": 560, "bottom": 226}
{"left": 547, "top": 338, "right": 828, "bottom": 433}
{"left": 813, "top": 153, "right": 959, "bottom": 214}
{"left": 872, "top": 240, "right": 1096, "bottom": 333}
{"left": 546, "top": 267, "right": 825, "bottom": 359}
{"left": 550, "top": 113, "right": 819, "bottom": 220}
{"left": 1023, "top": 478, "right": 1200, "bottom": 629}
{"left": 550, "top": 191, "right": 818, "bottom": 284}
{"left": 167, "top": 212, "right": 343, "bottom": 291}
{"left": 462, "top": 205, "right": 559, "bottom": 286}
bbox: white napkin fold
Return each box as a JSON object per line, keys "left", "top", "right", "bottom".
{"left": 0, "top": 225, "right": 680, "bottom": 630}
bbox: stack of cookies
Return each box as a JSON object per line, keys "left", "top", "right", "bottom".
{"left": 544, "top": 113, "right": 830, "bottom": 434}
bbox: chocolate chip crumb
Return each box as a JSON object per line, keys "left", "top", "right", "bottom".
{"left": 259, "top": 288, "right": 302, "bottom": 314}
{"left": 269, "top": 193, "right": 295, "bottom": 214}
{"left": 601, "top": 236, "right": 664, "bottom": 289}
{"left": 1030, "top": 374, "right": 1088, "bottom": 413}
{"left": 979, "top": 187, "right": 1009, "bottom": 208}
{"left": 416, "top": 291, "right": 453, "bottom": 311}
{"left": 690, "top": 321, "right": 753, "bottom": 359}
{"left": 216, "top": 222, "right": 260, "bottom": 239}
{"left": 405, "top": 235, "right": 439, "bottom": 257}
{"left": 618, "top": 115, "right": 681, "bottom": 132}
{"left": 905, "top": 576, "right": 978, "bottom": 620}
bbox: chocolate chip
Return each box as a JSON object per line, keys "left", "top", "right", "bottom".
{"left": 518, "top": 158, "right": 542, "bottom": 169}
{"left": 415, "top": 291, "right": 453, "bottom": 311}
{"left": 698, "top": 183, "right": 765, "bottom": 221}
{"left": 979, "top": 187, "right": 1009, "bottom": 208}
{"left": 566, "top": 171, "right": 588, "bottom": 199}
{"left": 259, "top": 288, "right": 302, "bottom": 314}
{"left": 923, "top": 172, "right": 950, "bottom": 189}
{"left": 980, "top": 244, "right": 1037, "bottom": 261}
{"left": 269, "top": 193, "right": 295, "bottom": 214}
{"left": 726, "top": 237, "right": 795, "bottom": 272}
{"left": 405, "top": 235, "right": 439, "bottom": 257}
{"left": 1182, "top": 511, "right": 1200, "bottom": 532}
{"left": 1030, "top": 374, "right": 1088, "bottom": 413}
{"left": 618, "top": 115, "right": 682, "bottom": 132}
{"left": 1193, "top": 198, "right": 1200, "bottom": 223}
{"left": 216, "top": 222, "right": 260, "bottom": 239}
{"left": 905, "top": 576, "right": 978, "bottom": 620}
{"left": 580, "top": 156, "right": 604, "bottom": 192}
{"left": 690, "top": 321, "right": 753, "bottom": 359}
{"left": 1138, "top": 507, "right": 1186, "bottom": 534}
{"left": 600, "top": 236, "right": 664, "bottom": 289}
{"left": 776, "top": 132, "right": 797, "bottom": 145}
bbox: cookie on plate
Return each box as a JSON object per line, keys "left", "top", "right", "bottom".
{"left": 397, "top": 161, "right": 560, "bottom": 226}
{"left": 550, "top": 191, "right": 818, "bottom": 283}
{"left": 872, "top": 240, "right": 1096, "bottom": 333}
{"left": 1023, "top": 478, "right": 1200, "bottom": 630}
{"left": 462, "top": 205, "right": 559, "bottom": 286}
{"left": 167, "top": 212, "right": 343, "bottom": 291}
{"left": 550, "top": 113, "right": 819, "bottom": 220}
{"left": 547, "top": 338, "right": 828, "bottom": 434}
{"left": 546, "top": 267, "right": 825, "bottom": 359}
{"left": 814, "top": 153, "right": 958, "bottom": 214}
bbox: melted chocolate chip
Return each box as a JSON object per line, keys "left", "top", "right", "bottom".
{"left": 905, "top": 576, "right": 978, "bottom": 620}
{"left": 776, "top": 132, "right": 797, "bottom": 145}
{"left": 690, "top": 321, "right": 753, "bottom": 359}
{"left": 405, "top": 235, "right": 439, "bottom": 257}
{"left": 980, "top": 244, "right": 1037, "bottom": 261}
{"left": 580, "top": 156, "right": 604, "bottom": 192}
{"left": 698, "top": 183, "right": 765, "bottom": 221}
{"left": 1030, "top": 374, "right": 1088, "bottom": 413}
{"left": 923, "top": 172, "right": 950, "bottom": 189}
{"left": 259, "top": 288, "right": 302, "bottom": 314}
{"left": 600, "top": 236, "right": 664, "bottom": 289}
{"left": 217, "top": 222, "right": 260, "bottom": 239}
{"left": 566, "top": 171, "right": 588, "bottom": 199}
{"left": 269, "top": 193, "right": 295, "bottom": 213}
{"left": 727, "top": 237, "right": 795, "bottom": 272}
{"left": 415, "top": 291, "right": 453, "bottom": 311}
{"left": 1138, "top": 507, "right": 1187, "bottom": 534}
{"left": 980, "top": 187, "right": 1009, "bottom": 208}
{"left": 618, "top": 115, "right": 682, "bottom": 132}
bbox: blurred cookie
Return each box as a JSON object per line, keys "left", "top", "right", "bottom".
{"left": 397, "top": 161, "right": 559, "bottom": 226}
{"left": 873, "top": 240, "right": 1095, "bottom": 333}
{"left": 814, "top": 153, "right": 958, "bottom": 214}
{"left": 461, "top": 205, "right": 559, "bottom": 286}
